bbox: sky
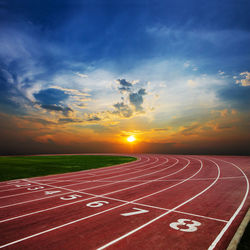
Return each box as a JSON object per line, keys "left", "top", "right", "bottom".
{"left": 0, "top": 0, "right": 250, "bottom": 155}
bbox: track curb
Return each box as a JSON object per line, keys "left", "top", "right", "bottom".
{"left": 227, "top": 208, "right": 250, "bottom": 250}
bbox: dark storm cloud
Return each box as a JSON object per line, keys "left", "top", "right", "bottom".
{"left": 129, "top": 88, "right": 147, "bottom": 111}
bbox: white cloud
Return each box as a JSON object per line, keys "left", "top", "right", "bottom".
{"left": 75, "top": 72, "right": 88, "bottom": 78}
{"left": 238, "top": 72, "right": 250, "bottom": 86}
{"left": 234, "top": 71, "right": 250, "bottom": 86}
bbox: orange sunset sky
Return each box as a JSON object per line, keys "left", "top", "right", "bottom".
{"left": 0, "top": 1, "right": 249, "bottom": 155}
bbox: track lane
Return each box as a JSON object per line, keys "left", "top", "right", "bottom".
{"left": 0, "top": 155, "right": 189, "bottom": 247}
{"left": 0, "top": 156, "right": 211, "bottom": 249}
{"left": 0, "top": 156, "right": 165, "bottom": 209}
{"left": 0, "top": 154, "right": 249, "bottom": 250}
{"left": 0, "top": 156, "right": 175, "bottom": 222}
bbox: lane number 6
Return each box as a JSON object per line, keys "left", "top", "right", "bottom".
{"left": 86, "top": 201, "right": 109, "bottom": 207}
{"left": 170, "top": 219, "right": 201, "bottom": 232}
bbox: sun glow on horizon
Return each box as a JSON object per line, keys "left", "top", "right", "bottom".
{"left": 127, "top": 135, "right": 136, "bottom": 143}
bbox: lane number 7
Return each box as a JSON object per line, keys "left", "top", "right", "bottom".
{"left": 121, "top": 208, "right": 149, "bottom": 217}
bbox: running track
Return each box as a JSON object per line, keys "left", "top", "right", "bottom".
{"left": 0, "top": 154, "right": 249, "bottom": 249}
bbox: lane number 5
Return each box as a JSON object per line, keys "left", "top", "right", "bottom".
{"left": 60, "top": 194, "right": 82, "bottom": 200}
{"left": 170, "top": 219, "right": 201, "bottom": 232}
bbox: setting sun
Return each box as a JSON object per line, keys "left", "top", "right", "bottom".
{"left": 127, "top": 135, "right": 136, "bottom": 143}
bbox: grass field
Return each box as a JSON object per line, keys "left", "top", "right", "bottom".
{"left": 0, "top": 155, "right": 136, "bottom": 182}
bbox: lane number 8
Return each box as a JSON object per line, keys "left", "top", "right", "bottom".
{"left": 170, "top": 219, "right": 201, "bottom": 232}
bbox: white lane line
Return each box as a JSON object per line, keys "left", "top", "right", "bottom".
{"left": 33, "top": 156, "right": 158, "bottom": 184}
{"left": 75, "top": 176, "right": 244, "bottom": 182}
{"left": 0, "top": 159, "right": 168, "bottom": 208}
{"left": 0, "top": 155, "right": 141, "bottom": 188}
{"left": 0, "top": 156, "right": 199, "bottom": 248}
{"left": 0, "top": 189, "right": 228, "bottom": 224}
{"left": 95, "top": 158, "right": 186, "bottom": 197}
{"left": 37, "top": 156, "right": 156, "bottom": 183}
{"left": 171, "top": 209, "right": 227, "bottom": 223}
{"left": 0, "top": 156, "right": 143, "bottom": 186}
{"left": 97, "top": 158, "right": 221, "bottom": 250}
{"left": 0, "top": 157, "right": 164, "bottom": 205}
{"left": 0, "top": 157, "right": 159, "bottom": 201}
{"left": 0, "top": 156, "right": 174, "bottom": 220}
{"left": 208, "top": 158, "right": 249, "bottom": 250}
{"left": 0, "top": 190, "right": 76, "bottom": 210}
{"left": 0, "top": 157, "right": 177, "bottom": 221}
{"left": 0, "top": 186, "right": 33, "bottom": 193}
{"left": 0, "top": 187, "right": 55, "bottom": 199}
{"left": 30, "top": 155, "right": 145, "bottom": 182}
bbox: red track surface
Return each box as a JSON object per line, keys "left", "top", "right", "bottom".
{"left": 0, "top": 154, "right": 249, "bottom": 249}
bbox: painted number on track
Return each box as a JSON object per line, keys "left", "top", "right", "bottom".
{"left": 60, "top": 194, "right": 82, "bottom": 200}
{"left": 45, "top": 190, "right": 61, "bottom": 195}
{"left": 27, "top": 186, "right": 45, "bottom": 191}
{"left": 86, "top": 201, "right": 109, "bottom": 207}
{"left": 170, "top": 219, "right": 201, "bottom": 232}
{"left": 121, "top": 208, "right": 149, "bottom": 217}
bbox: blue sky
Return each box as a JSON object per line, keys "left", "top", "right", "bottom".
{"left": 0, "top": 0, "right": 249, "bottom": 155}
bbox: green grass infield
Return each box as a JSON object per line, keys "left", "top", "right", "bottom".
{"left": 0, "top": 155, "right": 137, "bottom": 182}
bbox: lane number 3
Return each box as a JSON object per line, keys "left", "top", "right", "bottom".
{"left": 170, "top": 219, "right": 201, "bottom": 232}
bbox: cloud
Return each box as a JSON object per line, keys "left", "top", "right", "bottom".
{"left": 117, "top": 79, "right": 132, "bottom": 87}
{"left": 129, "top": 88, "right": 147, "bottom": 111}
{"left": 181, "top": 123, "right": 200, "bottom": 136}
{"left": 86, "top": 115, "right": 101, "bottom": 122}
{"left": 34, "top": 88, "right": 69, "bottom": 105}
{"left": 113, "top": 102, "right": 133, "bottom": 118}
{"left": 33, "top": 88, "right": 75, "bottom": 116}
{"left": 75, "top": 72, "right": 88, "bottom": 78}
{"left": 41, "top": 104, "right": 72, "bottom": 116}
{"left": 58, "top": 118, "right": 81, "bottom": 123}
{"left": 154, "top": 128, "right": 169, "bottom": 131}
{"left": 235, "top": 72, "right": 250, "bottom": 86}
{"left": 117, "top": 79, "right": 133, "bottom": 92}
{"left": 218, "top": 83, "right": 250, "bottom": 109}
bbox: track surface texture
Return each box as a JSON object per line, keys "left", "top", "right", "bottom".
{"left": 0, "top": 154, "right": 249, "bottom": 250}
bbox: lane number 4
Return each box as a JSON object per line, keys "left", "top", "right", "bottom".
{"left": 170, "top": 219, "right": 201, "bottom": 232}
